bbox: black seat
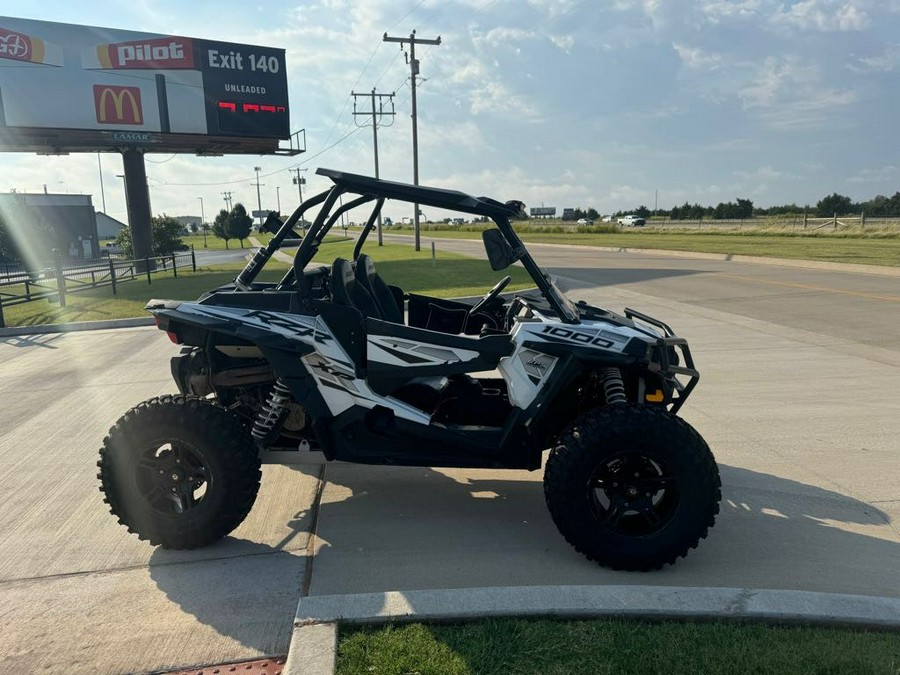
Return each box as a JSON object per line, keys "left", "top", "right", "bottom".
{"left": 329, "top": 258, "right": 382, "bottom": 319}
{"left": 354, "top": 254, "right": 404, "bottom": 324}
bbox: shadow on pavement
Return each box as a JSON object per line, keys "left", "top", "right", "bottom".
{"left": 146, "top": 466, "right": 316, "bottom": 652}
{"left": 146, "top": 460, "right": 899, "bottom": 646}
{"left": 0, "top": 332, "right": 64, "bottom": 349}
{"left": 147, "top": 540, "right": 304, "bottom": 653}
{"left": 304, "top": 461, "right": 899, "bottom": 598}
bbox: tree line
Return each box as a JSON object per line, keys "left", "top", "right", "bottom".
{"left": 607, "top": 191, "right": 900, "bottom": 221}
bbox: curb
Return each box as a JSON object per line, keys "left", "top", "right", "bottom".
{"left": 284, "top": 585, "right": 900, "bottom": 674}
{"left": 0, "top": 316, "right": 155, "bottom": 337}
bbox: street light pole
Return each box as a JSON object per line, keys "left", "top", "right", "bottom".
{"left": 198, "top": 197, "right": 206, "bottom": 248}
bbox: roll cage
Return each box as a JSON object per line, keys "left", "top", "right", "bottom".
{"left": 232, "top": 168, "right": 580, "bottom": 323}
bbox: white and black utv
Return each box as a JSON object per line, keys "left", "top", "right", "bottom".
{"left": 98, "top": 169, "right": 720, "bottom": 571}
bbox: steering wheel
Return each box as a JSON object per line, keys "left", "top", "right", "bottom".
{"left": 469, "top": 275, "right": 511, "bottom": 317}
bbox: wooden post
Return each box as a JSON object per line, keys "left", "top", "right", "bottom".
{"left": 172, "top": 253, "right": 177, "bottom": 278}
{"left": 833, "top": 212, "right": 837, "bottom": 229}
{"left": 0, "top": 295, "right": 5, "bottom": 329}
{"left": 861, "top": 211, "right": 866, "bottom": 229}
{"left": 55, "top": 254, "right": 66, "bottom": 308}
{"left": 146, "top": 258, "right": 152, "bottom": 284}
{"left": 803, "top": 211, "right": 808, "bottom": 229}
{"left": 109, "top": 257, "right": 117, "bottom": 295}
{"left": 24, "top": 278, "right": 30, "bottom": 301}
{"left": 191, "top": 245, "right": 197, "bottom": 272}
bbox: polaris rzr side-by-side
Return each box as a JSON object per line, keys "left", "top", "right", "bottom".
{"left": 98, "top": 168, "right": 721, "bottom": 571}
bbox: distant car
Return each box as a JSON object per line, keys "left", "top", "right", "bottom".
{"left": 617, "top": 215, "right": 646, "bottom": 227}
{"left": 601, "top": 216, "right": 612, "bottom": 223}
{"left": 576, "top": 218, "right": 594, "bottom": 225}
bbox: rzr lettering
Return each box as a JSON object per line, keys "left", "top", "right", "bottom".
{"left": 542, "top": 326, "right": 613, "bottom": 348}
{"left": 311, "top": 362, "right": 355, "bottom": 381}
{"left": 245, "top": 310, "right": 331, "bottom": 343}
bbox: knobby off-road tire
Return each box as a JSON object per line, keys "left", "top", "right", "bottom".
{"left": 544, "top": 404, "right": 720, "bottom": 571}
{"left": 98, "top": 395, "right": 261, "bottom": 549}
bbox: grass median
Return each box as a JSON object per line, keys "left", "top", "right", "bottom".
{"left": 1, "top": 240, "right": 532, "bottom": 327}
{"left": 337, "top": 617, "right": 900, "bottom": 675}
{"left": 399, "top": 226, "right": 900, "bottom": 267}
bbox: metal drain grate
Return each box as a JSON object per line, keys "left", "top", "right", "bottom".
{"left": 162, "top": 656, "right": 288, "bottom": 675}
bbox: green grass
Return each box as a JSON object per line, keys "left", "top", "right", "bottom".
{"left": 403, "top": 227, "right": 900, "bottom": 267}
{"left": 181, "top": 234, "right": 261, "bottom": 251}
{"left": 1, "top": 241, "right": 532, "bottom": 327}
{"left": 337, "top": 618, "right": 900, "bottom": 675}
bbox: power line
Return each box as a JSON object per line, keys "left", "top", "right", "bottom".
{"left": 352, "top": 88, "right": 396, "bottom": 245}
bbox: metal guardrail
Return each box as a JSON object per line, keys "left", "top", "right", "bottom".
{"left": 0, "top": 250, "right": 196, "bottom": 328}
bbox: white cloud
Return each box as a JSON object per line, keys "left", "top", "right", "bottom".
{"left": 847, "top": 166, "right": 899, "bottom": 183}
{"left": 734, "top": 166, "right": 784, "bottom": 181}
{"left": 701, "top": 0, "right": 763, "bottom": 23}
{"left": 771, "top": 0, "right": 869, "bottom": 32}
{"left": 672, "top": 43, "right": 722, "bottom": 69}
{"left": 849, "top": 45, "right": 900, "bottom": 72}
{"left": 549, "top": 34, "right": 575, "bottom": 51}
{"left": 739, "top": 56, "right": 817, "bottom": 108}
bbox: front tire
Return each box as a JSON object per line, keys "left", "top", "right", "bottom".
{"left": 544, "top": 404, "right": 720, "bottom": 571}
{"left": 98, "top": 395, "right": 261, "bottom": 549}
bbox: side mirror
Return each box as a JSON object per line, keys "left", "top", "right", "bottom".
{"left": 482, "top": 228, "right": 519, "bottom": 271}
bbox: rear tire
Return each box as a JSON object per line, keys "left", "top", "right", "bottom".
{"left": 544, "top": 404, "right": 720, "bottom": 570}
{"left": 98, "top": 395, "right": 261, "bottom": 549}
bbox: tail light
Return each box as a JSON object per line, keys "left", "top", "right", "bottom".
{"left": 154, "top": 316, "right": 182, "bottom": 344}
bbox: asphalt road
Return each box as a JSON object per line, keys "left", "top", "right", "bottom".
{"left": 1, "top": 245, "right": 898, "bottom": 673}
{"left": 193, "top": 247, "right": 252, "bottom": 265}
{"left": 395, "top": 234, "right": 900, "bottom": 355}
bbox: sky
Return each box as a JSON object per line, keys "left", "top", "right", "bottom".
{"left": 0, "top": 0, "right": 898, "bottom": 223}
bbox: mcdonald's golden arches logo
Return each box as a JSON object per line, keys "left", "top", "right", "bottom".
{"left": 93, "top": 84, "right": 143, "bottom": 125}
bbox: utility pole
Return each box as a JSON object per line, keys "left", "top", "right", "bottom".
{"left": 252, "top": 166, "right": 265, "bottom": 227}
{"left": 291, "top": 167, "right": 307, "bottom": 225}
{"left": 198, "top": 197, "right": 206, "bottom": 248}
{"left": 222, "top": 191, "right": 233, "bottom": 211}
{"left": 383, "top": 30, "right": 441, "bottom": 251}
{"left": 97, "top": 153, "right": 107, "bottom": 213}
{"left": 352, "top": 88, "right": 396, "bottom": 246}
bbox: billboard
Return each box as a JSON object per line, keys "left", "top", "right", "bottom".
{"left": 0, "top": 17, "right": 294, "bottom": 154}
{"left": 530, "top": 206, "right": 556, "bottom": 217}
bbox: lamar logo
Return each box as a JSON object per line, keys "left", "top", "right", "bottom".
{"left": 94, "top": 85, "right": 143, "bottom": 125}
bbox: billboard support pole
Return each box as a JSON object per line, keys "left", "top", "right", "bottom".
{"left": 121, "top": 150, "right": 154, "bottom": 272}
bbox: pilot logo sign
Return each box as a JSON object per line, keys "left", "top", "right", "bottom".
{"left": 93, "top": 85, "right": 143, "bottom": 125}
